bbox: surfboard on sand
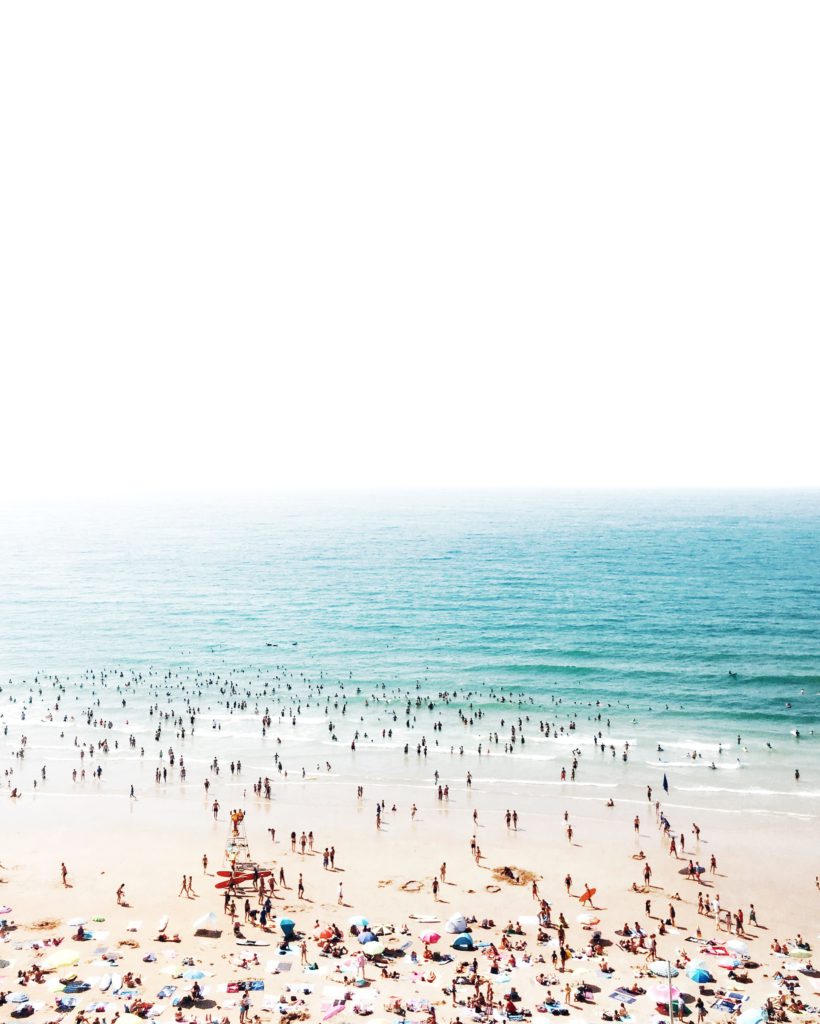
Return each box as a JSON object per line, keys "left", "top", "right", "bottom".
{"left": 217, "top": 868, "right": 271, "bottom": 878}
{"left": 237, "top": 939, "right": 270, "bottom": 947}
{"left": 157, "top": 915, "right": 169, "bottom": 933}
{"left": 216, "top": 874, "right": 255, "bottom": 889}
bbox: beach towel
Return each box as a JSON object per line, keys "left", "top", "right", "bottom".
{"left": 712, "top": 998, "right": 741, "bottom": 1013}
{"left": 609, "top": 989, "right": 637, "bottom": 1003}
{"left": 158, "top": 985, "right": 176, "bottom": 998}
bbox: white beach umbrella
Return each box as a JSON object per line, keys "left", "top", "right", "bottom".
{"left": 726, "top": 939, "right": 749, "bottom": 956}
{"left": 649, "top": 961, "right": 679, "bottom": 978}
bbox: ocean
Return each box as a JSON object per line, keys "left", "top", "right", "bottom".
{"left": 1, "top": 490, "right": 818, "bottom": 822}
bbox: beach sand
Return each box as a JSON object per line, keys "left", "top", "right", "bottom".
{"left": 1, "top": 663, "right": 818, "bottom": 1024}
{"left": 3, "top": 737, "right": 819, "bottom": 1024}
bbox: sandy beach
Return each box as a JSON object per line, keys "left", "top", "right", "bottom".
{"left": 2, "top": 669, "right": 818, "bottom": 1024}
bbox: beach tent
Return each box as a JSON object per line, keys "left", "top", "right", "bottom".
{"left": 452, "top": 933, "right": 474, "bottom": 951}
{"left": 445, "top": 913, "right": 467, "bottom": 934}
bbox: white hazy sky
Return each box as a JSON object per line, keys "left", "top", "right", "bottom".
{"left": 1, "top": 2, "right": 818, "bottom": 502}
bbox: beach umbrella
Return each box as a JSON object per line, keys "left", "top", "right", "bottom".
{"left": 649, "top": 961, "right": 679, "bottom": 978}
{"left": 788, "top": 946, "right": 812, "bottom": 959}
{"left": 358, "top": 930, "right": 377, "bottom": 944}
{"left": 182, "top": 969, "right": 207, "bottom": 980}
{"left": 726, "top": 939, "right": 749, "bottom": 956}
{"left": 361, "top": 941, "right": 384, "bottom": 957}
{"left": 737, "top": 1008, "right": 767, "bottom": 1024}
{"left": 420, "top": 931, "right": 440, "bottom": 945}
{"left": 0, "top": 906, "right": 11, "bottom": 914}
{"left": 348, "top": 916, "right": 368, "bottom": 929}
{"left": 67, "top": 917, "right": 86, "bottom": 927}
{"left": 650, "top": 984, "right": 681, "bottom": 1003}
{"left": 686, "top": 965, "right": 713, "bottom": 983}
{"left": 717, "top": 956, "right": 742, "bottom": 969}
{"left": 577, "top": 913, "right": 600, "bottom": 926}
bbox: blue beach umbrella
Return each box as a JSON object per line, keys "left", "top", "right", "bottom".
{"left": 686, "top": 965, "right": 712, "bottom": 983}
{"left": 183, "top": 969, "right": 207, "bottom": 980}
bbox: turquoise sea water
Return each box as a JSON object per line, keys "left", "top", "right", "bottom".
{"left": 1, "top": 490, "right": 818, "bottom": 818}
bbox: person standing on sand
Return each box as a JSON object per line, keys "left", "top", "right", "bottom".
{"left": 202, "top": 854, "right": 208, "bottom": 873}
{"left": 440, "top": 862, "right": 446, "bottom": 882}
{"left": 239, "top": 989, "right": 251, "bottom": 1023}
{"left": 432, "top": 878, "right": 439, "bottom": 901}
{"left": 61, "top": 862, "right": 68, "bottom": 886}
{"left": 565, "top": 873, "right": 572, "bottom": 895}
{"left": 116, "top": 883, "right": 125, "bottom": 905}
{"left": 300, "top": 939, "right": 308, "bottom": 964}
{"left": 338, "top": 881, "right": 344, "bottom": 905}
{"left": 297, "top": 873, "right": 304, "bottom": 898}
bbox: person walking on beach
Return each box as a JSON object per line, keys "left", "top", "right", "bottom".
{"left": 202, "top": 853, "right": 208, "bottom": 873}
{"left": 187, "top": 875, "right": 197, "bottom": 897}
{"left": 116, "top": 883, "right": 126, "bottom": 905}
{"left": 61, "top": 862, "right": 69, "bottom": 886}
{"left": 565, "top": 873, "right": 572, "bottom": 894}
{"left": 179, "top": 875, "right": 189, "bottom": 897}
{"left": 297, "top": 873, "right": 304, "bottom": 898}
{"left": 338, "top": 881, "right": 344, "bottom": 905}
{"left": 440, "top": 862, "right": 447, "bottom": 882}
{"left": 432, "top": 878, "right": 439, "bottom": 901}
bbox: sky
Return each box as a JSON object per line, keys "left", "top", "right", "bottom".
{"left": 1, "top": 2, "right": 818, "bottom": 502}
